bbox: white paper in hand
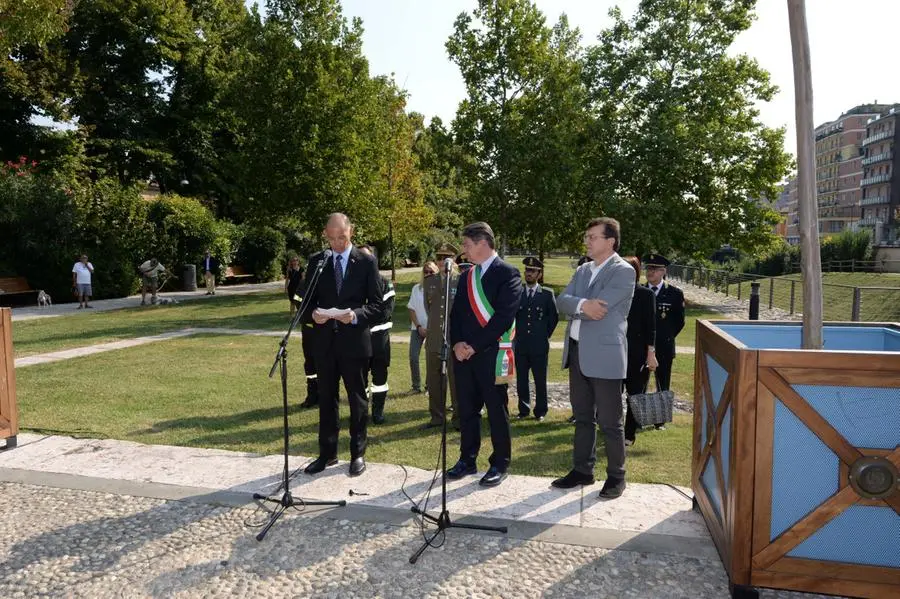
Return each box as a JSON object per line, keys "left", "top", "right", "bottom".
{"left": 316, "top": 307, "right": 353, "bottom": 319}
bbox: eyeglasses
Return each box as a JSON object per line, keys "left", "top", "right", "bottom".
{"left": 583, "top": 234, "right": 608, "bottom": 242}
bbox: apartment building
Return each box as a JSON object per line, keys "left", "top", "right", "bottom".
{"left": 858, "top": 106, "right": 900, "bottom": 244}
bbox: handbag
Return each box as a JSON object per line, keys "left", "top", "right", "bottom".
{"left": 627, "top": 372, "right": 674, "bottom": 426}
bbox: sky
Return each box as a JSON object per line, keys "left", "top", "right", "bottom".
{"left": 328, "top": 0, "right": 900, "bottom": 158}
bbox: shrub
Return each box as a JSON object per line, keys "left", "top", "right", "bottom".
{"left": 236, "top": 225, "right": 285, "bottom": 282}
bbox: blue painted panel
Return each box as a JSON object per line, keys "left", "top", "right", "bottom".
{"left": 721, "top": 404, "right": 732, "bottom": 494}
{"left": 771, "top": 399, "right": 840, "bottom": 541}
{"left": 793, "top": 385, "right": 900, "bottom": 449}
{"left": 700, "top": 385, "right": 708, "bottom": 450}
{"left": 701, "top": 455, "right": 723, "bottom": 525}
{"left": 788, "top": 506, "right": 900, "bottom": 568}
{"left": 714, "top": 323, "right": 900, "bottom": 352}
{"left": 706, "top": 354, "right": 729, "bottom": 411}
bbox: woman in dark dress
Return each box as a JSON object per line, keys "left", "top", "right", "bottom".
{"left": 285, "top": 255, "right": 305, "bottom": 315}
{"left": 623, "top": 256, "right": 658, "bottom": 446}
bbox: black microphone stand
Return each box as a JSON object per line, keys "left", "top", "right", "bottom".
{"left": 409, "top": 259, "right": 507, "bottom": 564}
{"left": 253, "top": 253, "right": 346, "bottom": 541}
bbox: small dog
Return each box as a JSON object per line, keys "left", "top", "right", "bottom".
{"left": 156, "top": 297, "right": 179, "bottom": 306}
{"left": 37, "top": 290, "right": 52, "bottom": 308}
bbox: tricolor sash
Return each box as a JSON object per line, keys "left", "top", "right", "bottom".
{"left": 468, "top": 264, "right": 516, "bottom": 381}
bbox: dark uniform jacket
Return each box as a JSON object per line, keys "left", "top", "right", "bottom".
{"left": 514, "top": 284, "right": 559, "bottom": 354}
{"left": 370, "top": 275, "right": 395, "bottom": 358}
{"left": 626, "top": 284, "right": 656, "bottom": 376}
{"left": 647, "top": 281, "right": 685, "bottom": 357}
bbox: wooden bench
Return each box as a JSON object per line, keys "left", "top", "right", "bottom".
{"left": 0, "top": 277, "right": 39, "bottom": 307}
{"left": 224, "top": 265, "right": 255, "bottom": 283}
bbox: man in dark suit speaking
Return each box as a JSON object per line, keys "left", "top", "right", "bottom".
{"left": 447, "top": 222, "right": 522, "bottom": 487}
{"left": 302, "top": 213, "right": 384, "bottom": 477}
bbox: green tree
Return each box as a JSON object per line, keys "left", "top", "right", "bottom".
{"left": 584, "top": 0, "right": 792, "bottom": 257}
{"left": 0, "top": 0, "right": 75, "bottom": 53}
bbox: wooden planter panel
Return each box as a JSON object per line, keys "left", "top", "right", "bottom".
{"left": 694, "top": 320, "right": 900, "bottom": 599}
{"left": 0, "top": 308, "right": 17, "bottom": 447}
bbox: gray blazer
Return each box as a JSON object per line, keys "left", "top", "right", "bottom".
{"left": 557, "top": 254, "right": 635, "bottom": 379}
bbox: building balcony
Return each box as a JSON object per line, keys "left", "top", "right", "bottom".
{"left": 861, "top": 151, "right": 892, "bottom": 166}
{"left": 857, "top": 217, "right": 884, "bottom": 227}
{"left": 860, "top": 174, "right": 892, "bottom": 186}
{"left": 860, "top": 195, "right": 889, "bottom": 206}
{"left": 861, "top": 131, "right": 894, "bottom": 146}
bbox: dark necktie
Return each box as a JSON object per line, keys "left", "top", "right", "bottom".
{"left": 334, "top": 254, "right": 343, "bottom": 294}
{"left": 528, "top": 288, "right": 534, "bottom": 300}
{"left": 651, "top": 285, "right": 659, "bottom": 295}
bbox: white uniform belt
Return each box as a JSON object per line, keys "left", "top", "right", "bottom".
{"left": 383, "top": 289, "right": 396, "bottom": 301}
{"left": 370, "top": 322, "right": 393, "bottom": 333}
{"left": 370, "top": 383, "right": 389, "bottom": 393}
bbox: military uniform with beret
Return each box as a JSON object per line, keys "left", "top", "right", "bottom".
{"left": 642, "top": 254, "right": 685, "bottom": 396}
{"left": 423, "top": 243, "right": 460, "bottom": 427}
{"left": 515, "top": 257, "right": 559, "bottom": 419}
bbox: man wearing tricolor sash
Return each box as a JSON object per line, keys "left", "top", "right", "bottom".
{"left": 447, "top": 222, "right": 522, "bottom": 487}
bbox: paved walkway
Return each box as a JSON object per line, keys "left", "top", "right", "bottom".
{"left": 0, "top": 434, "right": 833, "bottom": 598}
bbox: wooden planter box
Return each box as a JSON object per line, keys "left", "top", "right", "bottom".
{"left": 0, "top": 308, "right": 17, "bottom": 450}
{"left": 693, "top": 320, "right": 899, "bottom": 599}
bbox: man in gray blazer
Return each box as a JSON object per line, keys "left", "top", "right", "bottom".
{"left": 553, "top": 217, "right": 635, "bottom": 499}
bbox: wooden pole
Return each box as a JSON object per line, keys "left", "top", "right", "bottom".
{"left": 787, "top": 0, "right": 823, "bottom": 349}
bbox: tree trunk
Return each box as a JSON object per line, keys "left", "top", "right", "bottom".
{"left": 787, "top": 0, "right": 823, "bottom": 349}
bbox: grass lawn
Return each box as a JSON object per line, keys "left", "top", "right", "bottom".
{"left": 723, "top": 272, "right": 900, "bottom": 322}
{"left": 15, "top": 334, "right": 693, "bottom": 485}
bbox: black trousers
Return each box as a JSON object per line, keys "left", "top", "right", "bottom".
{"left": 655, "top": 352, "right": 674, "bottom": 392}
{"left": 515, "top": 347, "right": 549, "bottom": 417}
{"left": 367, "top": 333, "right": 390, "bottom": 417}
{"left": 315, "top": 352, "right": 369, "bottom": 459}
{"left": 623, "top": 363, "right": 650, "bottom": 441}
{"left": 301, "top": 326, "right": 319, "bottom": 405}
{"left": 455, "top": 350, "right": 511, "bottom": 471}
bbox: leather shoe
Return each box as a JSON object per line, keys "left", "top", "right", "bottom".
{"left": 479, "top": 466, "right": 507, "bottom": 487}
{"left": 598, "top": 477, "right": 626, "bottom": 499}
{"left": 372, "top": 413, "right": 386, "bottom": 425}
{"left": 567, "top": 415, "right": 576, "bottom": 424}
{"left": 305, "top": 455, "right": 337, "bottom": 474}
{"left": 349, "top": 457, "right": 366, "bottom": 476}
{"left": 624, "top": 438, "right": 635, "bottom": 447}
{"left": 516, "top": 413, "right": 529, "bottom": 420}
{"left": 422, "top": 421, "right": 442, "bottom": 430}
{"left": 535, "top": 415, "right": 545, "bottom": 422}
{"left": 299, "top": 400, "right": 317, "bottom": 409}
{"left": 446, "top": 460, "right": 477, "bottom": 479}
{"left": 654, "top": 424, "right": 667, "bottom": 431}
{"left": 551, "top": 470, "right": 595, "bottom": 489}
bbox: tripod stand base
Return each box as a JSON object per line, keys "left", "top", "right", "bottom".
{"left": 409, "top": 507, "right": 507, "bottom": 564}
{"left": 252, "top": 491, "right": 347, "bottom": 541}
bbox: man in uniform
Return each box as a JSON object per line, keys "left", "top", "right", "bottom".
{"left": 359, "top": 245, "right": 394, "bottom": 425}
{"left": 299, "top": 251, "right": 325, "bottom": 410}
{"left": 643, "top": 253, "right": 685, "bottom": 430}
{"left": 423, "top": 243, "right": 460, "bottom": 429}
{"left": 514, "top": 257, "right": 559, "bottom": 421}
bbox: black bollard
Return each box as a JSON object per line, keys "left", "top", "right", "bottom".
{"left": 749, "top": 282, "right": 760, "bottom": 320}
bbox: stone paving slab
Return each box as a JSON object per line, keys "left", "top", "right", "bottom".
{"left": 0, "top": 434, "right": 704, "bottom": 540}
{"left": 0, "top": 481, "right": 838, "bottom": 598}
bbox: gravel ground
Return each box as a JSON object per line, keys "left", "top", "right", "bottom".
{"left": 0, "top": 482, "right": 840, "bottom": 599}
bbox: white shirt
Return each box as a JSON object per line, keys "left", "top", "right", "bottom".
{"left": 477, "top": 252, "right": 498, "bottom": 278}
{"left": 525, "top": 283, "right": 541, "bottom": 299}
{"left": 407, "top": 283, "right": 428, "bottom": 330}
{"left": 570, "top": 253, "right": 618, "bottom": 342}
{"left": 649, "top": 281, "right": 663, "bottom": 296}
{"left": 72, "top": 262, "right": 93, "bottom": 285}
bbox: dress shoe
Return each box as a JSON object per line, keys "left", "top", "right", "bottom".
{"left": 372, "top": 413, "right": 386, "bottom": 425}
{"left": 422, "top": 421, "right": 442, "bottom": 430}
{"left": 516, "top": 413, "right": 530, "bottom": 420}
{"left": 479, "top": 467, "right": 507, "bottom": 487}
{"left": 349, "top": 457, "right": 366, "bottom": 476}
{"left": 624, "top": 438, "right": 635, "bottom": 447}
{"left": 299, "top": 400, "right": 317, "bottom": 410}
{"left": 535, "top": 415, "right": 545, "bottom": 422}
{"left": 446, "top": 460, "right": 477, "bottom": 479}
{"left": 551, "top": 470, "right": 595, "bottom": 489}
{"left": 305, "top": 455, "right": 338, "bottom": 474}
{"left": 654, "top": 424, "right": 667, "bottom": 431}
{"left": 567, "top": 415, "right": 576, "bottom": 424}
{"left": 598, "top": 477, "right": 626, "bottom": 499}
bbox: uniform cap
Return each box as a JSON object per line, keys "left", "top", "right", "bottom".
{"left": 523, "top": 256, "right": 544, "bottom": 270}
{"left": 642, "top": 254, "right": 670, "bottom": 267}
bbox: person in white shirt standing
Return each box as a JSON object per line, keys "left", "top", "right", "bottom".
{"left": 407, "top": 261, "right": 438, "bottom": 393}
{"left": 71, "top": 254, "right": 94, "bottom": 309}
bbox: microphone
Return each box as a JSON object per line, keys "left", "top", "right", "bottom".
{"left": 319, "top": 249, "right": 333, "bottom": 270}
{"left": 444, "top": 257, "right": 453, "bottom": 273}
